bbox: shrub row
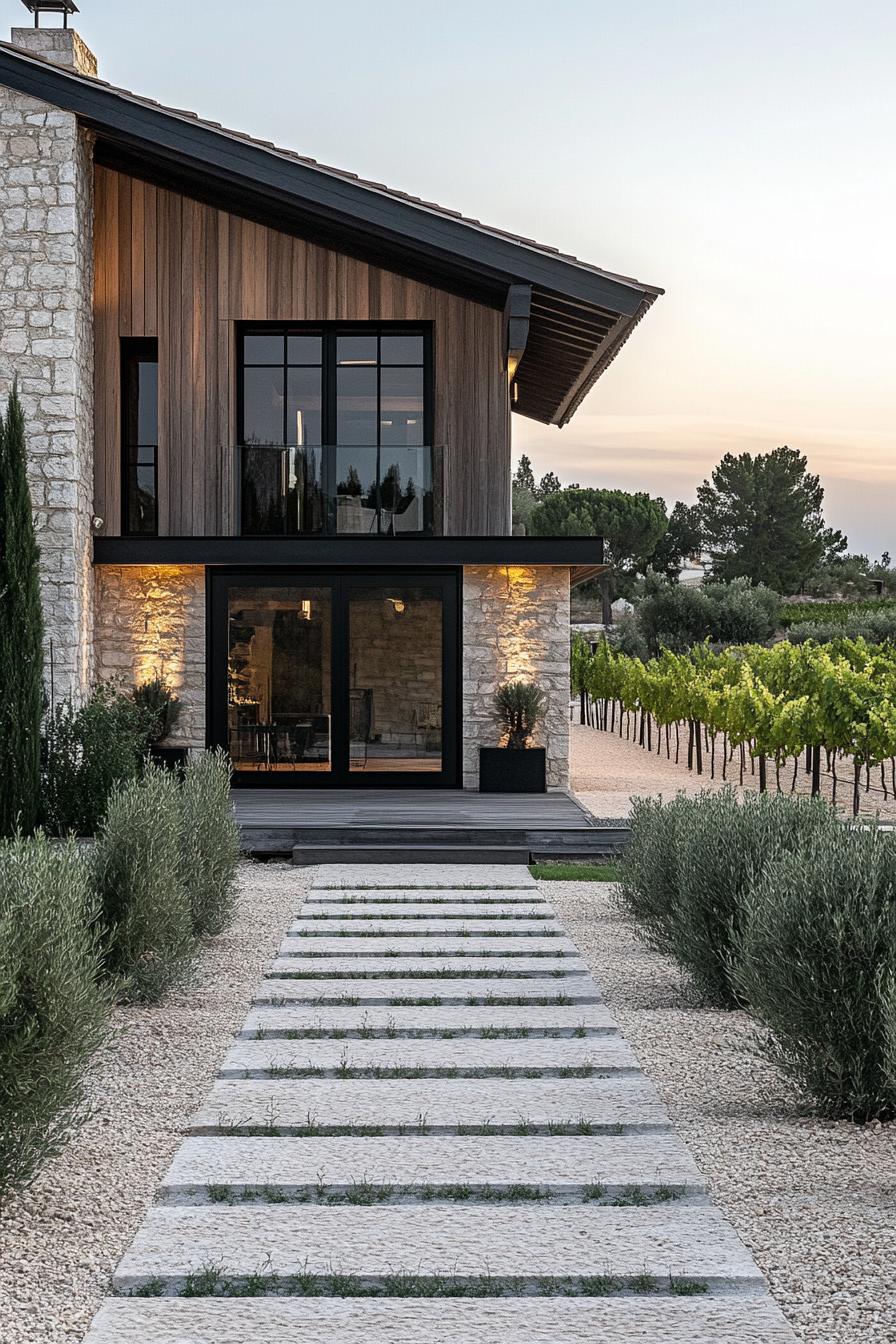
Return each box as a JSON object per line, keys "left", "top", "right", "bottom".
{"left": 0, "top": 750, "right": 241, "bottom": 1198}
{"left": 618, "top": 790, "right": 896, "bottom": 1121}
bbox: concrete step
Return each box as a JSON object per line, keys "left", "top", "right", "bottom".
{"left": 112, "top": 1204, "right": 759, "bottom": 1294}
{"left": 159, "top": 1134, "right": 704, "bottom": 1201}
{"left": 295, "top": 846, "right": 533, "bottom": 866}
{"left": 187, "top": 1076, "right": 670, "bottom": 1135}
{"left": 84, "top": 1297, "right": 799, "bottom": 1343}
{"left": 296, "top": 903, "right": 554, "bottom": 920}
{"left": 278, "top": 936, "right": 578, "bottom": 958}
{"left": 286, "top": 918, "right": 562, "bottom": 937}
{"left": 219, "top": 1035, "right": 640, "bottom": 1079}
{"left": 304, "top": 888, "right": 546, "bottom": 904}
{"left": 312, "top": 864, "right": 536, "bottom": 889}
{"left": 254, "top": 976, "right": 602, "bottom": 1005}
{"left": 266, "top": 955, "right": 591, "bottom": 978}
{"left": 241, "top": 1003, "right": 616, "bottom": 1038}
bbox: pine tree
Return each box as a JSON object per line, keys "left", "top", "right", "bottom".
{"left": 0, "top": 385, "right": 44, "bottom": 835}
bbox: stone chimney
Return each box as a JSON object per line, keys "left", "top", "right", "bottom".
{"left": 9, "top": 25, "right": 98, "bottom": 76}
{"left": 0, "top": 18, "right": 99, "bottom": 698}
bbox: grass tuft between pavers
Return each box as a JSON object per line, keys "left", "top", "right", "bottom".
{"left": 126, "top": 1265, "right": 709, "bottom": 1299}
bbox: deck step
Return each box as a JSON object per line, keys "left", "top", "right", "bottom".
{"left": 311, "top": 863, "right": 536, "bottom": 888}
{"left": 83, "top": 1297, "right": 802, "bottom": 1344}
{"left": 293, "top": 845, "right": 532, "bottom": 865}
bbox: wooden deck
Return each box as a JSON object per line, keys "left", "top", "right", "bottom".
{"left": 233, "top": 789, "right": 629, "bottom": 862}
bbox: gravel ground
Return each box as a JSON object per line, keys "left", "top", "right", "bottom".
{"left": 0, "top": 861, "right": 311, "bottom": 1344}
{"left": 570, "top": 719, "right": 896, "bottom": 821}
{"left": 545, "top": 880, "right": 896, "bottom": 1344}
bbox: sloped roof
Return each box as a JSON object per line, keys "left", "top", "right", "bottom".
{"left": 0, "top": 38, "right": 662, "bottom": 426}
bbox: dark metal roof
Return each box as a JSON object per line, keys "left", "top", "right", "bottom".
{"left": 0, "top": 40, "right": 662, "bottom": 427}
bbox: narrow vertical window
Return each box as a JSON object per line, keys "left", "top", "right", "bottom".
{"left": 121, "top": 338, "right": 158, "bottom": 535}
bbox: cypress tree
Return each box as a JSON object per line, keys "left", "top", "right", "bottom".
{"left": 0, "top": 385, "right": 44, "bottom": 835}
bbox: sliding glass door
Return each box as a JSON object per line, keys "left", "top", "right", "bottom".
{"left": 208, "top": 570, "right": 458, "bottom": 786}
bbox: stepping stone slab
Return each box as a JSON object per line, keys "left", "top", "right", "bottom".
{"left": 219, "top": 1035, "right": 640, "bottom": 1078}
{"left": 312, "top": 864, "right": 536, "bottom": 888}
{"left": 279, "top": 937, "right": 578, "bottom": 957}
{"left": 305, "top": 888, "right": 546, "bottom": 904}
{"left": 286, "top": 918, "right": 563, "bottom": 936}
{"left": 113, "top": 1205, "right": 759, "bottom": 1292}
{"left": 297, "top": 904, "right": 555, "bottom": 920}
{"left": 254, "top": 976, "right": 602, "bottom": 1004}
{"left": 266, "top": 955, "right": 592, "bottom": 978}
{"left": 241, "top": 1003, "right": 616, "bottom": 1037}
{"left": 188, "top": 1076, "right": 670, "bottom": 1133}
{"left": 84, "top": 1296, "right": 799, "bottom": 1344}
{"left": 160, "top": 1134, "right": 704, "bottom": 1198}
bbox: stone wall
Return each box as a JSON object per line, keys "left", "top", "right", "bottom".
{"left": 0, "top": 28, "right": 96, "bottom": 700}
{"left": 93, "top": 566, "right": 207, "bottom": 748}
{"left": 462, "top": 565, "right": 570, "bottom": 789}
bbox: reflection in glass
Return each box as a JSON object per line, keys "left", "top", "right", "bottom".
{"left": 337, "top": 335, "right": 378, "bottom": 365}
{"left": 379, "top": 446, "right": 433, "bottom": 535}
{"left": 380, "top": 334, "right": 424, "bottom": 365}
{"left": 348, "top": 585, "right": 442, "bottom": 772}
{"left": 336, "top": 366, "right": 377, "bottom": 444}
{"left": 287, "top": 333, "right": 322, "bottom": 364}
{"left": 380, "top": 367, "right": 424, "bottom": 445}
{"left": 286, "top": 367, "right": 322, "bottom": 446}
{"left": 242, "top": 366, "right": 284, "bottom": 445}
{"left": 243, "top": 333, "right": 284, "bottom": 364}
{"left": 335, "top": 447, "right": 378, "bottom": 534}
{"left": 227, "top": 586, "right": 331, "bottom": 773}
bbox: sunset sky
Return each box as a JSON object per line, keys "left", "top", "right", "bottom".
{"left": 10, "top": 0, "right": 894, "bottom": 554}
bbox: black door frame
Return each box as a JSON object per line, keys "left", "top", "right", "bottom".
{"left": 207, "top": 566, "right": 461, "bottom": 788}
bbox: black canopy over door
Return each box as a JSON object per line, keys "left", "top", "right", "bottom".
{"left": 208, "top": 568, "right": 459, "bottom": 787}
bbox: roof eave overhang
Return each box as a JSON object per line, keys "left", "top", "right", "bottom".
{"left": 0, "top": 42, "right": 662, "bottom": 428}
{"left": 92, "top": 535, "right": 606, "bottom": 572}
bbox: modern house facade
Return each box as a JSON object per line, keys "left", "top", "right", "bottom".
{"left": 0, "top": 15, "right": 661, "bottom": 792}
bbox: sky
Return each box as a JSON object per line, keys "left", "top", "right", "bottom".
{"left": 7, "top": 0, "right": 894, "bottom": 554}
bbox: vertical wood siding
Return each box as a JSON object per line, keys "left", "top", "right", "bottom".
{"left": 93, "top": 167, "right": 511, "bottom": 538}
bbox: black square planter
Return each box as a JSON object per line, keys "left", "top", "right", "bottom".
{"left": 149, "top": 744, "right": 189, "bottom": 771}
{"left": 478, "top": 746, "right": 546, "bottom": 793}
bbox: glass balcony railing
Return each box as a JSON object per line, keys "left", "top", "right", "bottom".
{"left": 237, "top": 444, "right": 435, "bottom": 537}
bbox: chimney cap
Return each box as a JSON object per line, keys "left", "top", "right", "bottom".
{"left": 21, "top": 1, "right": 80, "bottom": 27}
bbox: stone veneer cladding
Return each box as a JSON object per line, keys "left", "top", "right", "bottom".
{"left": 461, "top": 565, "right": 570, "bottom": 790}
{"left": 0, "top": 28, "right": 96, "bottom": 699}
{"left": 93, "top": 566, "right": 206, "bottom": 748}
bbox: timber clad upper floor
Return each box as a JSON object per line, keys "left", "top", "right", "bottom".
{"left": 94, "top": 168, "right": 511, "bottom": 541}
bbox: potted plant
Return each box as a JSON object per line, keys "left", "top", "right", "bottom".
{"left": 479, "top": 680, "right": 547, "bottom": 793}
{"left": 133, "top": 677, "right": 186, "bottom": 770}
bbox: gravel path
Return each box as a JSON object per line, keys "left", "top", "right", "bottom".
{"left": 0, "top": 861, "right": 311, "bottom": 1344}
{"left": 545, "top": 880, "right": 896, "bottom": 1344}
{"left": 570, "top": 720, "right": 896, "bottom": 821}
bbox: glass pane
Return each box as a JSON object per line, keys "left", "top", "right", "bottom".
{"left": 287, "top": 334, "right": 322, "bottom": 365}
{"left": 128, "top": 464, "right": 156, "bottom": 535}
{"left": 380, "top": 334, "right": 424, "bottom": 365}
{"left": 286, "top": 367, "right": 322, "bottom": 446}
{"left": 348, "top": 585, "right": 443, "bottom": 773}
{"left": 136, "top": 360, "right": 158, "bottom": 444}
{"left": 337, "top": 335, "right": 378, "bottom": 366}
{"left": 336, "top": 366, "right": 377, "bottom": 445}
{"left": 380, "top": 367, "right": 424, "bottom": 445}
{"left": 242, "top": 367, "right": 284, "bottom": 445}
{"left": 243, "top": 333, "right": 283, "bottom": 365}
{"left": 334, "top": 447, "right": 378, "bottom": 534}
{"left": 379, "top": 446, "right": 433, "bottom": 536}
{"left": 240, "top": 447, "right": 288, "bottom": 534}
{"left": 227, "top": 586, "right": 332, "bottom": 774}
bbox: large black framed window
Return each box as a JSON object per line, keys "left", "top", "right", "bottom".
{"left": 237, "top": 324, "right": 433, "bottom": 536}
{"left": 121, "top": 338, "right": 159, "bottom": 535}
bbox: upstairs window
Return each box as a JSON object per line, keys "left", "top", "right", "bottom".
{"left": 238, "top": 325, "right": 432, "bottom": 536}
{"left": 121, "top": 338, "right": 158, "bottom": 535}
